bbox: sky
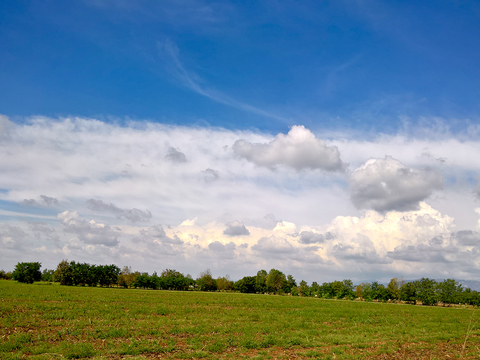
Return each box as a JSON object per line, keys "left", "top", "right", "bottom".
{"left": 1, "top": 0, "right": 480, "bottom": 283}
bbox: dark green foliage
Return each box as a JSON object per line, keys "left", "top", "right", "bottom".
{"left": 12, "top": 262, "right": 42, "bottom": 284}
{"left": 96, "top": 264, "right": 121, "bottom": 287}
{"left": 12, "top": 259, "right": 480, "bottom": 307}
{"left": 41, "top": 269, "right": 55, "bottom": 282}
{"left": 130, "top": 269, "right": 192, "bottom": 290}
{"left": 255, "top": 269, "right": 268, "bottom": 293}
{"left": 317, "top": 280, "right": 355, "bottom": 299}
{"left": 415, "top": 278, "right": 438, "bottom": 305}
{"left": 309, "top": 281, "right": 320, "bottom": 296}
{"left": 297, "top": 280, "right": 308, "bottom": 296}
{"left": 217, "top": 275, "right": 234, "bottom": 291}
{"left": 196, "top": 269, "right": 217, "bottom": 291}
{"left": 132, "top": 273, "right": 153, "bottom": 289}
{"left": 54, "top": 260, "right": 119, "bottom": 287}
{"left": 400, "top": 281, "right": 417, "bottom": 304}
{"left": 370, "top": 281, "right": 389, "bottom": 301}
{"left": 54, "top": 259, "right": 74, "bottom": 285}
{"left": 160, "top": 269, "right": 192, "bottom": 290}
{"left": 437, "top": 279, "right": 462, "bottom": 305}
{"left": 234, "top": 276, "right": 256, "bottom": 293}
{"left": 285, "top": 274, "right": 297, "bottom": 294}
{"left": 266, "top": 268, "right": 286, "bottom": 294}
{"left": 386, "top": 277, "right": 401, "bottom": 300}
{"left": 0, "top": 269, "right": 12, "bottom": 280}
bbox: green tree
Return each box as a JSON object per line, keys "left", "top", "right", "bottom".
{"left": 197, "top": 269, "right": 217, "bottom": 291}
{"left": 41, "top": 269, "right": 55, "bottom": 282}
{"left": 416, "top": 278, "right": 437, "bottom": 306}
{"left": 118, "top": 266, "right": 137, "bottom": 288}
{"left": 400, "top": 281, "right": 417, "bottom": 304}
{"left": 437, "top": 279, "right": 462, "bottom": 305}
{"left": 387, "top": 278, "right": 401, "bottom": 300}
{"left": 234, "top": 276, "right": 256, "bottom": 293}
{"left": 341, "top": 280, "right": 355, "bottom": 299}
{"left": 54, "top": 259, "right": 74, "bottom": 285}
{"left": 159, "top": 269, "right": 189, "bottom": 290}
{"left": 298, "top": 280, "right": 309, "bottom": 296}
{"left": 0, "top": 269, "right": 5, "bottom": 279}
{"left": 355, "top": 284, "right": 363, "bottom": 299}
{"left": 12, "top": 262, "right": 42, "bottom": 284}
{"left": 132, "top": 272, "right": 150, "bottom": 289}
{"left": 285, "top": 275, "right": 297, "bottom": 294}
{"left": 255, "top": 270, "right": 268, "bottom": 293}
{"left": 217, "top": 275, "right": 234, "bottom": 291}
{"left": 266, "top": 269, "right": 286, "bottom": 294}
{"left": 310, "top": 281, "right": 320, "bottom": 297}
{"left": 361, "top": 282, "right": 373, "bottom": 301}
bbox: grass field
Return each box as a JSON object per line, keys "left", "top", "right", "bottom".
{"left": 1, "top": 280, "right": 480, "bottom": 359}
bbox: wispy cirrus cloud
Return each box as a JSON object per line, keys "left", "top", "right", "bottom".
{"left": 159, "top": 39, "right": 288, "bottom": 121}
{"left": 86, "top": 199, "right": 152, "bottom": 223}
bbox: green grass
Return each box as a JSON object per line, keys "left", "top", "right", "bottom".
{"left": 1, "top": 280, "right": 480, "bottom": 359}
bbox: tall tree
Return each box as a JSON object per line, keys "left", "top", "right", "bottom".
{"left": 12, "top": 262, "right": 42, "bottom": 284}
{"left": 197, "top": 269, "right": 217, "bottom": 291}
{"left": 255, "top": 270, "right": 268, "bottom": 293}
{"left": 266, "top": 269, "right": 286, "bottom": 294}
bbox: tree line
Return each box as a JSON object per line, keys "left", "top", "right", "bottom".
{"left": 4, "top": 261, "right": 480, "bottom": 306}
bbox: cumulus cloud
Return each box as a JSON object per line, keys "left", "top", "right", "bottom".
{"left": 148, "top": 224, "right": 183, "bottom": 245}
{"left": 28, "top": 221, "right": 59, "bottom": 242}
{"left": 453, "top": 230, "right": 480, "bottom": 246}
{"left": 251, "top": 235, "right": 296, "bottom": 256}
{"left": 3, "top": 116, "right": 480, "bottom": 280}
{"left": 298, "top": 231, "right": 335, "bottom": 244}
{"left": 233, "top": 125, "right": 345, "bottom": 171}
{"left": 0, "top": 224, "right": 29, "bottom": 250}
{"left": 132, "top": 225, "right": 184, "bottom": 246}
{"left": 208, "top": 241, "right": 237, "bottom": 259}
{"left": 349, "top": 156, "right": 443, "bottom": 212}
{"left": 387, "top": 240, "right": 457, "bottom": 263}
{"left": 165, "top": 147, "right": 187, "bottom": 163}
{"left": 86, "top": 199, "right": 152, "bottom": 222}
{"left": 475, "top": 178, "right": 480, "bottom": 199}
{"left": 0, "top": 114, "right": 12, "bottom": 138}
{"left": 86, "top": 199, "right": 123, "bottom": 213}
{"left": 22, "top": 195, "right": 59, "bottom": 207}
{"left": 203, "top": 168, "right": 219, "bottom": 183}
{"left": 57, "top": 211, "right": 119, "bottom": 247}
{"left": 122, "top": 208, "right": 153, "bottom": 222}
{"left": 223, "top": 220, "right": 250, "bottom": 236}
{"left": 332, "top": 234, "right": 392, "bottom": 264}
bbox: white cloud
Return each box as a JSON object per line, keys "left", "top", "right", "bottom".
{"left": 349, "top": 156, "right": 443, "bottom": 211}
{"left": 165, "top": 147, "right": 187, "bottom": 163}
{"left": 0, "top": 114, "right": 13, "bottom": 138}
{"left": 22, "top": 195, "right": 59, "bottom": 208}
{"left": 57, "top": 211, "right": 119, "bottom": 247}
{"left": 298, "top": 231, "right": 335, "bottom": 244}
{"left": 233, "top": 125, "right": 346, "bottom": 171}
{"left": 86, "top": 199, "right": 152, "bottom": 222}
{"left": 223, "top": 220, "right": 250, "bottom": 236}
{"left": 1, "top": 116, "right": 480, "bottom": 281}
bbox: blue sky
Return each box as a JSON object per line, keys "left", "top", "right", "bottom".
{"left": 2, "top": 0, "right": 480, "bottom": 132}
{"left": 2, "top": 1, "right": 480, "bottom": 282}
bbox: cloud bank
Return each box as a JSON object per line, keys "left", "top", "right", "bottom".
{"left": 1, "top": 115, "right": 480, "bottom": 282}
{"left": 350, "top": 156, "right": 443, "bottom": 212}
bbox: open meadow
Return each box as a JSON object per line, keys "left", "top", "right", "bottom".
{"left": 1, "top": 280, "right": 480, "bottom": 359}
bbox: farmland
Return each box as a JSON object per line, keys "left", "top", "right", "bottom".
{"left": 1, "top": 280, "right": 479, "bottom": 359}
